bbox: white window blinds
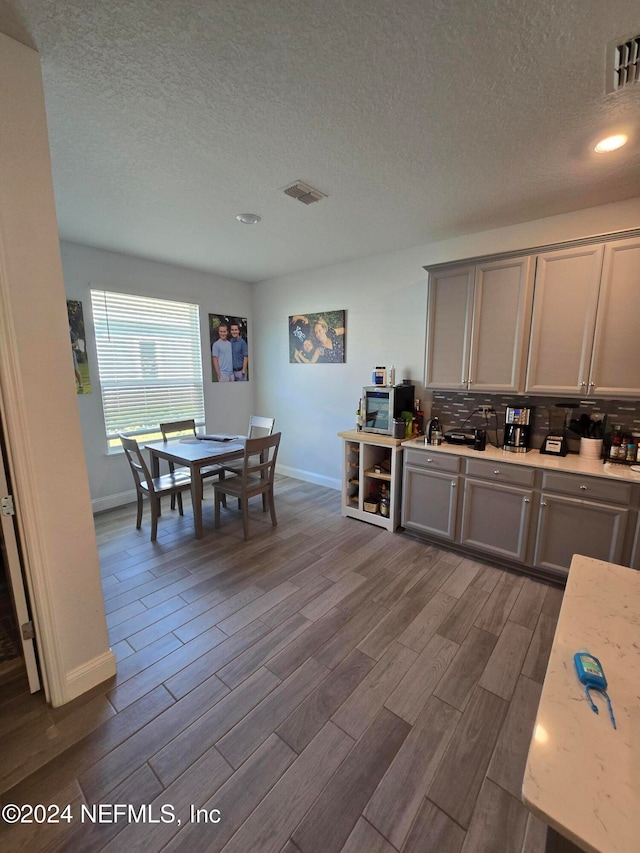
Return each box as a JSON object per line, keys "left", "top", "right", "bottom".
{"left": 90, "top": 290, "right": 205, "bottom": 440}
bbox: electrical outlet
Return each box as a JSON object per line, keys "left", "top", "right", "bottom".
{"left": 478, "top": 405, "right": 495, "bottom": 416}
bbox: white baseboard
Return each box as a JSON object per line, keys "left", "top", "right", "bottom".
{"left": 276, "top": 464, "right": 340, "bottom": 491}
{"left": 61, "top": 649, "right": 117, "bottom": 707}
{"left": 92, "top": 489, "right": 137, "bottom": 514}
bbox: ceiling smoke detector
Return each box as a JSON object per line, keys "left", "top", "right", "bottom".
{"left": 282, "top": 181, "right": 327, "bottom": 205}
{"left": 606, "top": 33, "right": 640, "bottom": 93}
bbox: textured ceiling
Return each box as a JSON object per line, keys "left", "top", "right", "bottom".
{"left": 1, "top": 0, "right": 640, "bottom": 282}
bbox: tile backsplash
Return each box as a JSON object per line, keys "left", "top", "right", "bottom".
{"left": 429, "top": 392, "right": 640, "bottom": 451}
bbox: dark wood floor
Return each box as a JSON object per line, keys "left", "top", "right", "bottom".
{"left": 0, "top": 477, "right": 560, "bottom": 852}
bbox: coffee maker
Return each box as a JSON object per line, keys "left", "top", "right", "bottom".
{"left": 503, "top": 406, "right": 533, "bottom": 452}
{"left": 425, "top": 417, "right": 443, "bottom": 445}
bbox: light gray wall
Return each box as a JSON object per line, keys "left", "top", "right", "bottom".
{"left": 252, "top": 251, "right": 428, "bottom": 489}
{"left": 61, "top": 241, "right": 254, "bottom": 511}
{"left": 64, "top": 197, "right": 640, "bottom": 506}
{"left": 253, "top": 198, "right": 640, "bottom": 489}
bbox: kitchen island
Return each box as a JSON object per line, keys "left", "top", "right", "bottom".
{"left": 522, "top": 554, "right": 640, "bottom": 852}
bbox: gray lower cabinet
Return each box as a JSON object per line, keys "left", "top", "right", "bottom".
{"left": 630, "top": 514, "right": 640, "bottom": 570}
{"left": 402, "top": 447, "right": 638, "bottom": 578}
{"left": 402, "top": 464, "right": 460, "bottom": 541}
{"left": 460, "top": 479, "right": 534, "bottom": 562}
{"left": 533, "top": 493, "right": 629, "bottom": 576}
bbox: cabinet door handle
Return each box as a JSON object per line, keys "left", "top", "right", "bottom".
{"left": 493, "top": 469, "right": 501, "bottom": 475}
{"left": 589, "top": 382, "right": 595, "bottom": 389}
{"left": 523, "top": 498, "right": 530, "bottom": 503}
{"left": 579, "top": 484, "right": 588, "bottom": 490}
{"left": 468, "top": 379, "right": 473, "bottom": 385}
{"left": 580, "top": 381, "right": 587, "bottom": 388}
{"left": 426, "top": 458, "right": 433, "bottom": 463}
{"left": 540, "top": 500, "right": 547, "bottom": 507}
{"left": 451, "top": 481, "right": 457, "bottom": 488}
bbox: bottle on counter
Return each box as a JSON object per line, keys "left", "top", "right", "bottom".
{"left": 626, "top": 436, "right": 636, "bottom": 462}
{"left": 609, "top": 424, "right": 623, "bottom": 460}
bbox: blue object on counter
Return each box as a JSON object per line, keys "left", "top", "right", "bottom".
{"left": 574, "top": 651, "right": 617, "bottom": 730}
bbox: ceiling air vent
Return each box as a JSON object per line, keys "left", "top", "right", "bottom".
{"left": 282, "top": 181, "right": 327, "bottom": 205}
{"left": 606, "top": 33, "right": 640, "bottom": 93}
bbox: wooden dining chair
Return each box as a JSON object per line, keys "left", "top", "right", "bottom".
{"left": 220, "top": 415, "right": 276, "bottom": 508}
{"left": 120, "top": 434, "right": 192, "bottom": 541}
{"left": 160, "top": 419, "right": 225, "bottom": 507}
{"left": 213, "top": 432, "right": 281, "bottom": 540}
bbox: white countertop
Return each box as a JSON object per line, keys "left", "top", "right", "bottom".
{"left": 402, "top": 437, "right": 640, "bottom": 483}
{"left": 522, "top": 554, "right": 640, "bottom": 852}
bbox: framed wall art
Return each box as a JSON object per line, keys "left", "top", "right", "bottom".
{"left": 67, "top": 299, "right": 91, "bottom": 394}
{"left": 209, "top": 313, "right": 249, "bottom": 382}
{"left": 289, "top": 310, "right": 346, "bottom": 364}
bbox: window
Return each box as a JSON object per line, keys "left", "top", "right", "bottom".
{"left": 90, "top": 290, "right": 205, "bottom": 448}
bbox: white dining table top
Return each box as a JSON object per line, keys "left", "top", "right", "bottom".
{"left": 144, "top": 437, "right": 245, "bottom": 464}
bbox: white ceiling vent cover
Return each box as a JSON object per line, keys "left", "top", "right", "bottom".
{"left": 607, "top": 34, "right": 640, "bottom": 93}
{"left": 282, "top": 181, "right": 327, "bottom": 205}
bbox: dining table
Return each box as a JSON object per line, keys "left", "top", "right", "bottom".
{"left": 144, "top": 436, "right": 245, "bottom": 538}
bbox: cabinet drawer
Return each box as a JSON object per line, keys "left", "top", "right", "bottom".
{"left": 541, "top": 471, "right": 632, "bottom": 505}
{"left": 465, "top": 458, "right": 535, "bottom": 487}
{"left": 404, "top": 449, "right": 461, "bottom": 473}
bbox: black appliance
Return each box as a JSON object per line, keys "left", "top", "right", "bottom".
{"left": 362, "top": 384, "right": 414, "bottom": 435}
{"left": 503, "top": 406, "right": 533, "bottom": 452}
{"left": 474, "top": 428, "right": 487, "bottom": 451}
{"left": 425, "top": 417, "right": 443, "bottom": 444}
{"left": 539, "top": 402, "right": 577, "bottom": 456}
{"left": 444, "top": 429, "right": 475, "bottom": 446}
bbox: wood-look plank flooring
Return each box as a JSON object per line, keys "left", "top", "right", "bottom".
{"left": 0, "top": 477, "right": 560, "bottom": 851}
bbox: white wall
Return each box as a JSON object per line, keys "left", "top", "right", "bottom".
{"left": 0, "top": 34, "right": 115, "bottom": 705}
{"left": 61, "top": 241, "right": 254, "bottom": 511}
{"left": 253, "top": 198, "right": 640, "bottom": 488}
{"left": 63, "top": 197, "right": 640, "bottom": 503}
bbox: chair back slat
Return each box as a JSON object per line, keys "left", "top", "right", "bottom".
{"left": 247, "top": 415, "right": 275, "bottom": 440}
{"left": 160, "top": 419, "right": 196, "bottom": 440}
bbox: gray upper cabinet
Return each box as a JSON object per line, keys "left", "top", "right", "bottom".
{"left": 426, "top": 257, "right": 534, "bottom": 392}
{"left": 590, "top": 236, "right": 640, "bottom": 397}
{"left": 425, "top": 265, "right": 474, "bottom": 390}
{"left": 525, "top": 244, "right": 604, "bottom": 395}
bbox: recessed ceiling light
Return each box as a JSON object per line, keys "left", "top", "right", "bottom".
{"left": 594, "top": 134, "right": 628, "bottom": 153}
{"left": 235, "top": 213, "right": 261, "bottom": 225}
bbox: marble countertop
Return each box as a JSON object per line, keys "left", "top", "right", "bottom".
{"left": 522, "top": 554, "right": 640, "bottom": 852}
{"left": 402, "top": 437, "right": 640, "bottom": 483}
